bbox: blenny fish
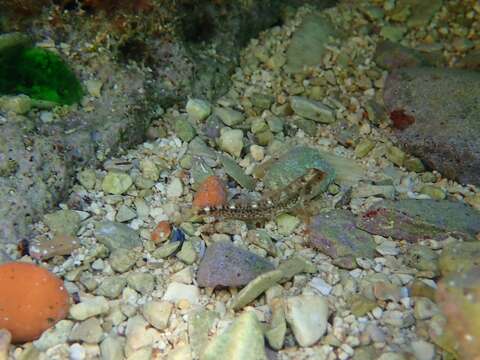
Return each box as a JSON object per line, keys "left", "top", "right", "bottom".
{"left": 197, "top": 168, "right": 326, "bottom": 221}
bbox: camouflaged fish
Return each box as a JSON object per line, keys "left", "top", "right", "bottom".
{"left": 197, "top": 168, "right": 326, "bottom": 221}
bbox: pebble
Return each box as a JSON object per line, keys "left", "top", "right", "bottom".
{"left": 100, "top": 335, "right": 125, "bottom": 360}
{"left": 77, "top": 169, "right": 97, "bottom": 190}
{"left": 202, "top": 311, "right": 267, "bottom": 360}
{"left": 163, "top": 282, "right": 200, "bottom": 305}
{"left": 95, "top": 221, "right": 142, "bottom": 251}
{"left": 265, "top": 298, "right": 287, "bottom": 350}
{"left": 85, "top": 79, "right": 103, "bottom": 97}
{"left": 109, "top": 249, "right": 139, "bottom": 273}
{"left": 43, "top": 209, "right": 81, "bottom": 236}
{"left": 127, "top": 272, "right": 155, "bottom": 295}
{"left": 139, "top": 158, "right": 160, "bottom": 181}
{"left": 309, "top": 277, "right": 332, "bottom": 296}
{"left": 153, "top": 242, "right": 182, "bottom": 259}
{"left": 142, "top": 301, "right": 173, "bottom": 330}
{"left": 166, "top": 177, "right": 184, "bottom": 199}
{"left": 69, "top": 343, "right": 86, "bottom": 360}
{"left": 414, "top": 297, "right": 439, "bottom": 320}
{"left": 33, "top": 320, "right": 73, "bottom": 351}
{"left": 69, "top": 296, "right": 110, "bottom": 321}
{"left": 186, "top": 98, "right": 212, "bottom": 122}
{"left": 214, "top": 107, "right": 244, "bottom": 126}
{"left": 231, "top": 269, "right": 283, "bottom": 310}
{"left": 290, "top": 96, "right": 335, "bottom": 123}
{"left": 250, "top": 144, "right": 265, "bottom": 161}
{"left": 175, "top": 116, "right": 197, "bottom": 142}
{"left": 96, "top": 276, "right": 127, "bottom": 298}
{"left": 218, "top": 128, "right": 244, "bottom": 157}
{"left": 276, "top": 213, "right": 300, "bottom": 235}
{"left": 411, "top": 340, "right": 435, "bottom": 360}
{"left": 285, "top": 294, "right": 329, "bottom": 347}
{"left": 102, "top": 171, "right": 133, "bottom": 195}
{"left": 355, "top": 139, "right": 375, "bottom": 158}
{"left": 176, "top": 241, "right": 197, "bottom": 264}
{"left": 69, "top": 318, "right": 103, "bottom": 344}
{"left": 419, "top": 185, "right": 446, "bottom": 200}
{"left": 0, "top": 95, "right": 32, "bottom": 114}
{"left": 116, "top": 205, "right": 137, "bottom": 222}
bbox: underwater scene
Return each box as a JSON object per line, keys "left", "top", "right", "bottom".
{"left": 0, "top": 0, "right": 479, "bottom": 359}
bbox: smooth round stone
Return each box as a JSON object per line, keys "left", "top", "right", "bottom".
{"left": 218, "top": 128, "right": 244, "bottom": 157}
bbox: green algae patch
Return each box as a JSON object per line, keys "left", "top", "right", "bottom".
{"left": 0, "top": 46, "right": 83, "bottom": 105}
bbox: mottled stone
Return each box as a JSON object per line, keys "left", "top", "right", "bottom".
{"left": 197, "top": 242, "right": 274, "bottom": 288}
{"left": 109, "top": 249, "right": 139, "bottom": 273}
{"left": 357, "top": 200, "right": 480, "bottom": 242}
{"left": 188, "top": 310, "right": 218, "bottom": 358}
{"left": 290, "top": 96, "right": 335, "bottom": 124}
{"left": 102, "top": 171, "right": 133, "bottom": 195}
{"left": 438, "top": 242, "right": 480, "bottom": 276}
{"left": 142, "top": 301, "right": 173, "bottom": 330}
{"left": 187, "top": 99, "right": 211, "bottom": 122}
{"left": 43, "top": 209, "right": 81, "bottom": 236}
{"left": 95, "top": 221, "right": 141, "bottom": 251}
{"left": 69, "top": 318, "right": 103, "bottom": 344}
{"left": 215, "top": 107, "right": 244, "bottom": 127}
{"left": 96, "top": 276, "right": 127, "bottom": 298}
{"left": 69, "top": 296, "right": 110, "bottom": 321}
{"left": 308, "top": 209, "right": 376, "bottom": 260}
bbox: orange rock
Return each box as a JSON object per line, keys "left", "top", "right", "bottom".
{"left": 0, "top": 262, "right": 70, "bottom": 343}
{"left": 151, "top": 221, "right": 172, "bottom": 243}
{"left": 192, "top": 176, "right": 227, "bottom": 209}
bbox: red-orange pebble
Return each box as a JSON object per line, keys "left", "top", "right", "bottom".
{"left": 192, "top": 175, "right": 227, "bottom": 209}
{"left": 151, "top": 221, "right": 172, "bottom": 243}
{"left": 0, "top": 262, "right": 70, "bottom": 343}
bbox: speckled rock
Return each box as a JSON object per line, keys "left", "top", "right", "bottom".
{"left": 201, "top": 311, "right": 267, "bottom": 360}
{"left": 43, "top": 209, "right": 81, "bottom": 236}
{"left": 69, "top": 296, "right": 110, "bottom": 321}
{"left": 127, "top": 272, "right": 155, "bottom": 295}
{"left": 69, "top": 318, "right": 103, "bottom": 344}
{"left": 197, "top": 242, "right": 274, "bottom": 288}
{"left": 188, "top": 309, "right": 218, "bottom": 358}
{"left": 109, "top": 249, "right": 139, "bottom": 273}
{"left": 100, "top": 335, "right": 125, "bottom": 360}
{"left": 384, "top": 67, "right": 480, "bottom": 185}
{"left": 290, "top": 96, "right": 335, "bottom": 124}
{"left": 102, "top": 171, "right": 133, "bottom": 195}
{"left": 438, "top": 242, "right": 480, "bottom": 276}
{"left": 96, "top": 276, "right": 127, "bottom": 298}
{"left": 308, "top": 209, "right": 376, "bottom": 261}
{"left": 186, "top": 99, "right": 211, "bottom": 122}
{"left": 214, "top": 107, "right": 244, "bottom": 127}
{"left": 175, "top": 116, "right": 197, "bottom": 142}
{"left": 33, "top": 320, "right": 73, "bottom": 351}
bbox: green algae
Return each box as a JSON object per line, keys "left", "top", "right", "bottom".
{"left": 0, "top": 46, "right": 83, "bottom": 105}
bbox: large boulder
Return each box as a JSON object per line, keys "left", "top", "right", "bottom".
{"left": 383, "top": 67, "right": 480, "bottom": 186}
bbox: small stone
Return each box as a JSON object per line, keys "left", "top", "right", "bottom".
{"left": 187, "top": 99, "right": 211, "bottom": 122}
{"left": 163, "top": 282, "right": 200, "bottom": 305}
{"left": 29, "top": 234, "right": 80, "bottom": 260}
{"left": 95, "top": 221, "right": 141, "bottom": 251}
{"left": 250, "top": 145, "right": 265, "bottom": 161}
{"left": 214, "top": 107, "right": 244, "bottom": 126}
{"left": 353, "top": 184, "right": 395, "bottom": 199}
{"left": 33, "top": 320, "right": 73, "bottom": 351}
{"left": 380, "top": 26, "right": 407, "bottom": 42}
{"left": 100, "top": 335, "right": 125, "bottom": 360}
{"left": 96, "top": 276, "right": 127, "bottom": 299}
{"left": 419, "top": 185, "right": 446, "bottom": 200}
{"left": 102, "top": 171, "right": 133, "bottom": 195}
{"left": 152, "top": 242, "right": 181, "bottom": 259}
{"left": 404, "top": 157, "right": 425, "bottom": 173}
{"left": 188, "top": 309, "right": 218, "bottom": 358}
{"left": 277, "top": 256, "right": 315, "bottom": 283}
{"left": 177, "top": 241, "right": 197, "bottom": 265}
{"left": 285, "top": 294, "right": 329, "bottom": 347}
{"left": 350, "top": 295, "right": 377, "bottom": 317}
{"left": 127, "top": 273, "right": 155, "bottom": 295}
{"left": 266, "top": 53, "right": 286, "bottom": 70}
{"left": 309, "top": 277, "right": 332, "bottom": 296}
{"left": 411, "top": 340, "right": 435, "bottom": 360}
{"left": 465, "top": 193, "right": 480, "bottom": 211}
{"left": 276, "top": 213, "right": 300, "bottom": 235}
{"left": 265, "top": 298, "right": 286, "bottom": 350}
{"left": 142, "top": 301, "right": 173, "bottom": 330}
{"left": 77, "top": 169, "right": 97, "bottom": 190}
{"left": 218, "top": 128, "right": 244, "bottom": 158}
{"left": 69, "top": 343, "right": 86, "bottom": 360}
{"left": 175, "top": 116, "right": 197, "bottom": 142}
{"left": 110, "top": 249, "right": 139, "bottom": 273}
{"left": 85, "top": 79, "right": 103, "bottom": 97}
{"left": 231, "top": 269, "right": 283, "bottom": 310}
{"left": 69, "top": 318, "right": 103, "bottom": 344}
{"left": 414, "top": 297, "right": 439, "bottom": 320}
{"left": 355, "top": 139, "right": 375, "bottom": 158}
{"left": 171, "top": 266, "right": 193, "bottom": 284}
{"left": 116, "top": 205, "right": 137, "bottom": 223}
{"left": 290, "top": 96, "right": 335, "bottom": 123}
{"left": 386, "top": 145, "right": 406, "bottom": 167}
{"left": 266, "top": 116, "right": 284, "bottom": 133}
{"left": 166, "top": 177, "right": 184, "bottom": 199}
{"left": 43, "top": 209, "right": 81, "bottom": 236}
{"left": 140, "top": 159, "right": 160, "bottom": 181}
{"left": 202, "top": 312, "right": 267, "bottom": 360}
{"left": 70, "top": 297, "right": 110, "bottom": 321}
{"left": 251, "top": 118, "right": 269, "bottom": 134}
{"left": 0, "top": 94, "right": 32, "bottom": 114}
{"left": 438, "top": 241, "right": 480, "bottom": 275}
{"left": 219, "top": 154, "right": 255, "bottom": 190}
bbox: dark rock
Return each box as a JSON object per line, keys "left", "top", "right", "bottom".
{"left": 197, "top": 241, "right": 274, "bottom": 288}
{"left": 383, "top": 67, "right": 480, "bottom": 185}
{"left": 373, "top": 41, "right": 441, "bottom": 70}
{"left": 308, "top": 209, "right": 376, "bottom": 260}
{"left": 357, "top": 199, "right": 480, "bottom": 242}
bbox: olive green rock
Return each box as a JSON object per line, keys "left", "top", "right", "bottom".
{"left": 189, "top": 310, "right": 218, "bottom": 358}
{"left": 439, "top": 242, "right": 480, "bottom": 276}
{"left": 231, "top": 270, "right": 283, "bottom": 310}
{"left": 43, "top": 209, "right": 81, "bottom": 236}
{"left": 201, "top": 312, "right": 267, "bottom": 360}
{"left": 95, "top": 221, "right": 141, "bottom": 251}
{"left": 102, "top": 171, "right": 133, "bottom": 195}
